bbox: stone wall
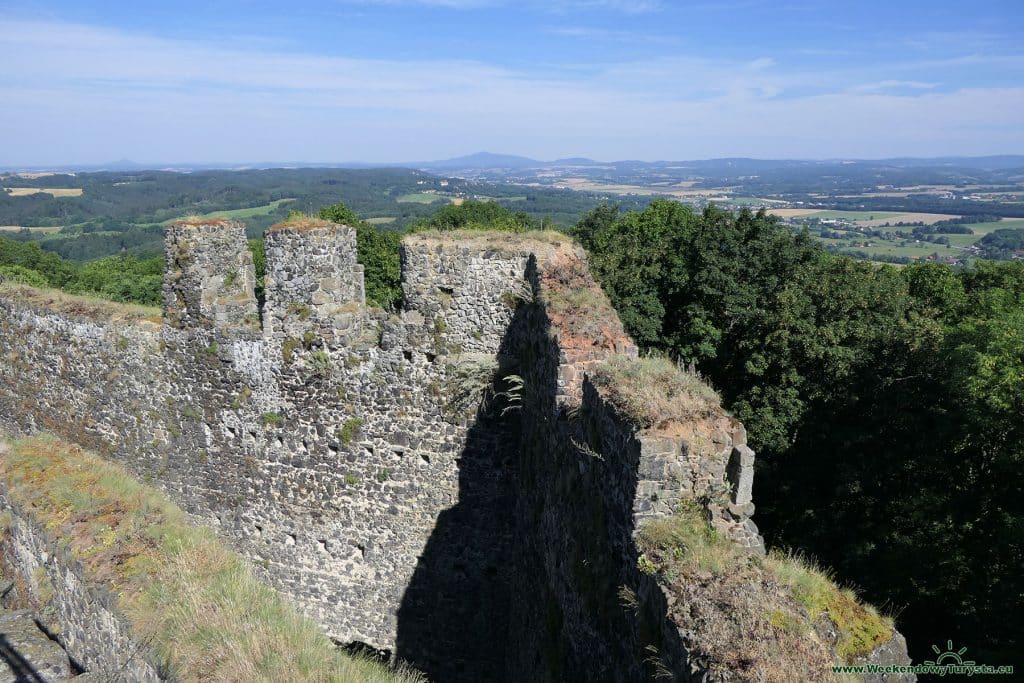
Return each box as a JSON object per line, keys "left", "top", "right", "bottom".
{"left": 497, "top": 251, "right": 767, "bottom": 681}
{"left": 0, "top": 483, "right": 164, "bottom": 681}
{"left": 0, "top": 220, "right": 769, "bottom": 681}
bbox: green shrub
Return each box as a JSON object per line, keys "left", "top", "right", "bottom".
{"left": 0, "top": 265, "right": 50, "bottom": 288}
{"left": 337, "top": 418, "right": 362, "bottom": 445}
{"left": 261, "top": 412, "right": 283, "bottom": 426}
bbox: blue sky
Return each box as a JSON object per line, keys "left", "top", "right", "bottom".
{"left": 2, "top": 0, "right": 1022, "bottom": 165}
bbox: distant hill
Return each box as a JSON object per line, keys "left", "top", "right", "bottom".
{"left": 415, "top": 152, "right": 543, "bottom": 171}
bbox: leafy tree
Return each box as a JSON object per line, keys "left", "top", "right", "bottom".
{"left": 249, "top": 239, "right": 266, "bottom": 303}
{"left": 65, "top": 255, "right": 163, "bottom": 306}
{"left": 573, "top": 200, "right": 1024, "bottom": 664}
{"left": 0, "top": 265, "right": 50, "bottom": 288}
{"left": 319, "top": 202, "right": 402, "bottom": 310}
{"left": 0, "top": 237, "right": 76, "bottom": 286}
{"left": 411, "top": 199, "right": 538, "bottom": 233}
{"left": 978, "top": 228, "right": 1024, "bottom": 260}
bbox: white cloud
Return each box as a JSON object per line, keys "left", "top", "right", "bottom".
{"left": 0, "top": 18, "right": 1021, "bottom": 164}
{"left": 849, "top": 80, "right": 939, "bottom": 94}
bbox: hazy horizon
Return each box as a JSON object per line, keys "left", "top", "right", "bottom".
{"left": 2, "top": 1, "right": 1023, "bottom": 167}
{"left": 10, "top": 151, "right": 1024, "bottom": 175}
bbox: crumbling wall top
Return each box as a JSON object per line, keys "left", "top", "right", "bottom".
{"left": 268, "top": 217, "right": 340, "bottom": 232}
{"left": 163, "top": 218, "right": 259, "bottom": 333}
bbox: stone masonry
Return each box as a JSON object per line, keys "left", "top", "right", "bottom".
{"left": 0, "top": 219, "right": 778, "bottom": 680}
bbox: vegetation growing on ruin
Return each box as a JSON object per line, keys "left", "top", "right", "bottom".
{"left": 536, "top": 252, "right": 632, "bottom": 344}
{"left": 0, "top": 434, "right": 423, "bottom": 683}
{"left": 3, "top": 190, "right": 1021, "bottom": 663}
{"left": 636, "top": 503, "right": 892, "bottom": 681}
{"left": 337, "top": 418, "right": 363, "bottom": 445}
{"left": 575, "top": 199, "right": 1024, "bottom": 662}
{"left": 591, "top": 355, "right": 720, "bottom": 429}
{"left": 0, "top": 279, "right": 160, "bottom": 324}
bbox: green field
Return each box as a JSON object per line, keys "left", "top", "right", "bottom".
{"left": 820, "top": 237, "right": 955, "bottom": 260}
{"left": 366, "top": 217, "right": 397, "bottom": 225}
{"left": 857, "top": 243, "right": 958, "bottom": 259}
{"left": 946, "top": 234, "right": 981, "bottom": 247}
{"left": 958, "top": 218, "right": 1024, "bottom": 234}
{"left": 161, "top": 198, "right": 295, "bottom": 224}
{"left": 811, "top": 215, "right": 1024, "bottom": 261}
{"left": 397, "top": 192, "right": 444, "bottom": 204}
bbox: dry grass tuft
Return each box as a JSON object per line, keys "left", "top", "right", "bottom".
{"left": 269, "top": 214, "right": 338, "bottom": 232}
{"left": 636, "top": 503, "right": 893, "bottom": 681}
{"left": 536, "top": 253, "right": 635, "bottom": 351}
{"left": 173, "top": 215, "right": 234, "bottom": 227}
{"left": 0, "top": 434, "right": 423, "bottom": 683}
{"left": 591, "top": 355, "right": 721, "bottom": 429}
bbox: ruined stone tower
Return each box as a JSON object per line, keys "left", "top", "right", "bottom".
{"left": 263, "top": 218, "right": 366, "bottom": 342}
{"left": 163, "top": 218, "right": 260, "bottom": 332}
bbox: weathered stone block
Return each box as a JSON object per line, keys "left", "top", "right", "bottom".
{"left": 727, "top": 445, "right": 756, "bottom": 505}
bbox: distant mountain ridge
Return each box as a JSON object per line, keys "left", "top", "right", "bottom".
{"left": 412, "top": 153, "right": 1024, "bottom": 172}
{"left": 5, "top": 152, "right": 1024, "bottom": 175}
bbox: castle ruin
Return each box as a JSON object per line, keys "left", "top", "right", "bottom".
{"left": 0, "top": 218, "right": 768, "bottom": 680}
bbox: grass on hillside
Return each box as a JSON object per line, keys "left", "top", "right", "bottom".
{"left": 0, "top": 281, "right": 161, "bottom": 324}
{"left": 637, "top": 503, "right": 893, "bottom": 680}
{"left": 959, "top": 218, "right": 1024, "bottom": 234}
{"left": 396, "top": 193, "right": 445, "bottom": 204}
{"left": 590, "top": 355, "right": 721, "bottom": 429}
{"left": 0, "top": 434, "right": 423, "bottom": 683}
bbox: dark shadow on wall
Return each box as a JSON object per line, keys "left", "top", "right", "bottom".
{"left": 396, "top": 259, "right": 691, "bottom": 682}
{"left": 393, "top": 300, "right": 531, "bottom": 682}
{"left": 0, "top": 633, "right": 49, "bottom": 683}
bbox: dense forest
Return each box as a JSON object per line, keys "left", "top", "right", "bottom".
{"left": 571, "top": 200, "right": 1023, "bottom": 667}
{"left": 0, "top": 239, "right": 163, "bottom": 306}
{"left": 1, "top": 198, "right": 1021, "bottom": 668}
{"left": 0, "top": 168, "right": 634, "bottom": 262}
